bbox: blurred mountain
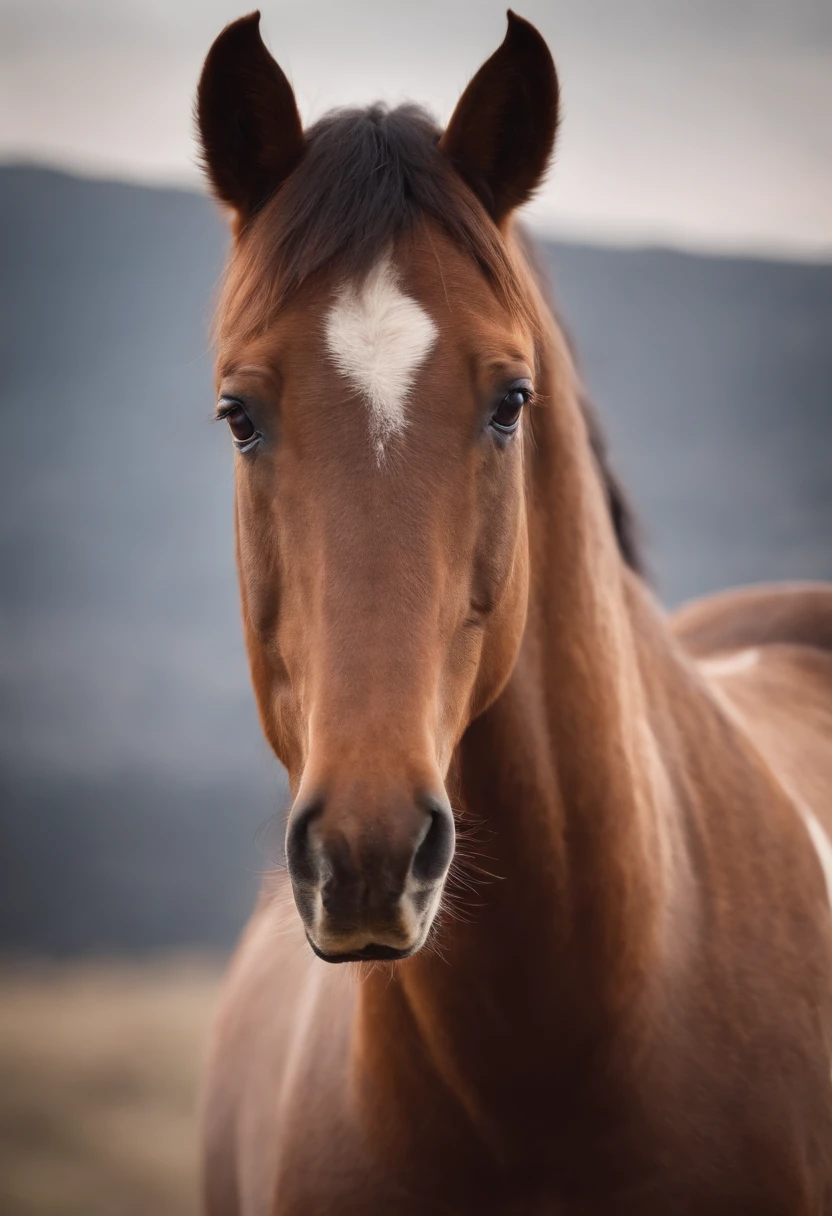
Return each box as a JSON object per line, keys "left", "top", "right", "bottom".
{"left": 0, "top": 165, "right": 830, "bottom": 954}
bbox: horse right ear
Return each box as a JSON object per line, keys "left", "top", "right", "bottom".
{"left": 439, "top": 11, "right": 559, "bottom": 227}
{"left": 196, "top": 11, "right": 305, "bottom": 230}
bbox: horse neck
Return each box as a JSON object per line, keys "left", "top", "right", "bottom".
{"left": 357, "top": 313, "right": 685, "bottom": 1134}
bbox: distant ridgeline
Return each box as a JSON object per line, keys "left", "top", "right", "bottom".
{"left": 0, "top": 166, "right": 830, "bottom": 954}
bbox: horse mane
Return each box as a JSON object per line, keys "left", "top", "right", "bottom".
{"left": 219, "top": 102, "right": 646, "bottom": 576}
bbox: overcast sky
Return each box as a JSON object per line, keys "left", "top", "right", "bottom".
{"left": 2, "top": 0, "right": 831, "bottom": 257}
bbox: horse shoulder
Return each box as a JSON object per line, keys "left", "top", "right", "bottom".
{"left": 691, "top": 635, "right": 832, "bottom": 905}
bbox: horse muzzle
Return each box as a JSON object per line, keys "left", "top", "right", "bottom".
{"left": 285, "top": 789, "right": 455, "bottom": 963}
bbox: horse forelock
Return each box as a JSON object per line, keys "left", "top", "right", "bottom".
{"left": 216, "top": 103, "right": 533, "bottom": 339}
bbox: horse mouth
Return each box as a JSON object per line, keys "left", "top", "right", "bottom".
{"left": 306, "top": 936, "right": 415, "bottom": 965}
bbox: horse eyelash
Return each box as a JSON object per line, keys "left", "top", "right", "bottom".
{"left": 213, "top": 400, "right": 241, "bottom": 422}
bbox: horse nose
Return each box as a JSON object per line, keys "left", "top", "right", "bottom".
{"left": 285, "top": 797, "right": 324, "bottom": 885}
{"left": 285, "top": 791, "right": 455, "bottom": 961}
{"left": 411, "top": 798, "right": 456, "bottom": 882}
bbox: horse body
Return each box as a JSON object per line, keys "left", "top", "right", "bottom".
{"left": 195, "top": 13, "right": 832, "bottom": 1213}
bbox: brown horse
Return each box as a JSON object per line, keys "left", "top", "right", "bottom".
{"left": 196, "top": 12, "right": 832, "bottom": 1213}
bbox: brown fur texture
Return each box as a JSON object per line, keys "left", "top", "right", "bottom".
{"left": 196, "top": 12, "right": 832, "bottom": 1214}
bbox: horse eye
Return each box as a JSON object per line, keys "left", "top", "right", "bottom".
{"left": 225, "top": 405, "right": 256, "bottom": 442}
{"left": 218, "top": 399, "right": 260, "bottom": 451}
{"left": 490, "top": 385, "right": 530, "bottom": 435}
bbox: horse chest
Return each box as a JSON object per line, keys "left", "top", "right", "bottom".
{"left": 266, "top": 1150, "right": 828, "bottom": 1216}
{"left": 261, "top": 1082, "right": 832, "bottom": 1216}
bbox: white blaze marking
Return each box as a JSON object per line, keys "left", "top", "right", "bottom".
{"left": 324, "top": 252, "right": 437, "bottom": 459}
{"left": 698, "top": 648, "right": 760, "bottom": 679}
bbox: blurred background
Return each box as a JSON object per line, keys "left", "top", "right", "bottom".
{"left": 0, "top": 1, "right": 830, "bottom": 1212}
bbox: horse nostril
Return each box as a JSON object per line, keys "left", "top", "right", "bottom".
{"left": 285, "top": 798, "right": 324, "bottom": 885}
{"left": 412, "top": 797, "right": 455, "bottom": 883}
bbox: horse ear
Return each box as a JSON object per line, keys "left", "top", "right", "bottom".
{"left": 439, "top": 11, "right": 559, "bottom": 226}
{"left": 196, "top": 11, "right": 305, "bottom": 228}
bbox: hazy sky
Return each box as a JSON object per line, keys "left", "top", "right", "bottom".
{"left": 2, "top": 0, "right": 831, "bottom": 257}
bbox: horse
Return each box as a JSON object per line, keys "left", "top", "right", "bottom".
{"left": 195, "top": 12, "right": 832, "bottom": 1213}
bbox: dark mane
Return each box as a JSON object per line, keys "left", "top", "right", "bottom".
{"left": 220, "top": 103, "right": 646, "bottom": 576}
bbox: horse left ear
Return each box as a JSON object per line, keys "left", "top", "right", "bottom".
{"left": 196, "top": 11, "right": 305, "bottom": 231}
{"left": 439, "top": 11, "right": 559, "bottom": 227}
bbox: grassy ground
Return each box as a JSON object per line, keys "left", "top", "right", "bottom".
{"left": 0, "top": 955, "right": 224, "bottom": 1216}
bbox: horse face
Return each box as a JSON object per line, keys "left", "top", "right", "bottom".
{"left": 216, "top": 234, "right": 533, "bottom": 960}
{"left": 198, "top": 11, "right": 557, "bottom": 960}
